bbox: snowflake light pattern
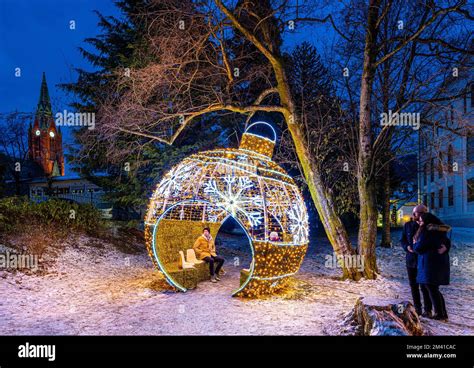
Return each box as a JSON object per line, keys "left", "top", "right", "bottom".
{"left": 203, "top": 175, "right": 264, "bottom": 227}
{"left": 157, "top": 163, "right": 194, "bottom": 197}
{"left": 288, "top": 202, "right": 309, "bottom": 243}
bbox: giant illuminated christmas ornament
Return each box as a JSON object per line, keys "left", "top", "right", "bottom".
{"left": 144, "top": 122, "right": 309, "bottom": 298}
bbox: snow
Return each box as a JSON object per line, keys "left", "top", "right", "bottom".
{"left": 0, "top": 228, "right": 473, "bottom": 335}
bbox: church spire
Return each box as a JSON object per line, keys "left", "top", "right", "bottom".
{"left": 29, "top": 72, "right": 65, "bottom": 177}
{"left": 35, "top": 72, "right": 53, "bottom": 128}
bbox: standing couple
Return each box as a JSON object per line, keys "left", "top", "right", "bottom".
{"left": 401, "top": 205, "right": 451, "bottom": 321}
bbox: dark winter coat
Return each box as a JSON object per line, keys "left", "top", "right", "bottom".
{"left": 413, "top": 228, "right": 450, "bottom": 285}
{"left": 400, "top": 220, "right": 419, "bottom": 268}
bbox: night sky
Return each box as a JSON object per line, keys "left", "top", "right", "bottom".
{"left": 0, "top": 0, "right": 332, "bottom": 156}
{"left": 0, "top": 0, "right": 120, "bottom": 174}
{"left": 0, "top": 0, "right": 332, "bottom": 110}
{"left": 0, "top": 0, "right": 121, "bottom": 112}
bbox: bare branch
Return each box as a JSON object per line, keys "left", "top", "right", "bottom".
{"left": 213, "top": 0, "right": 278, "bottom": 64}
{"left": 375, "top": 2, "right": 467, "bottom": 67}
{"left": 294, "top": 15, "right": 351, "bottom": 42}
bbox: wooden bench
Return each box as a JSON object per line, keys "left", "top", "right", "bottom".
{"left": 165, "top": 261, "right": 210, "bottom": 290}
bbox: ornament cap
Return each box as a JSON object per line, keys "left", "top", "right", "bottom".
{"left": 239, "top": 121, "right": 276, "bottom": 158}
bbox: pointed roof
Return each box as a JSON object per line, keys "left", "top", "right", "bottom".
{"left": 35, "top": 72, "right": 53, "bottom": 129}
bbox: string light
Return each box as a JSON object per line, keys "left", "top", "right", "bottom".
{"left": 144, "top": 123, "right": 310, "bottom": 298}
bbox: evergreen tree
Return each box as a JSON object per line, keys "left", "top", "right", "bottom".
{"left": 61, "top": 0, "right": 235, "bottom": 218}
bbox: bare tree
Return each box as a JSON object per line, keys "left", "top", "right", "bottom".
{"left": 325, "top": 0, "right": 473, "bottom": 276}
{"left": 0, "top": 112, "right": 31, "bottom": 195}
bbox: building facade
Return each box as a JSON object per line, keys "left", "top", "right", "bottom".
{"left": 418, "top": 73, "right": 474, "bottom": 227}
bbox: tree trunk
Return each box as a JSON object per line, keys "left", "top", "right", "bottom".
{"left": 338, "top": 297, "right": 429, "bottom": 336}
{"left": 358, "top": 178, "right": 378, "bottom": 278}
{"left": 379, "top": 26, "right": 393, "bottom": 249}
{"left": 292, "top": 121, "right": 361, "bottom": 280}
{"left": 273, "top": 59, "right": 362, "bottom": 281}
{"left": 357, "top": 0, "right": 382, "bottom": 279}
{"left": 46, "top": 177, "right": 54, "bottom": 196}
{"left": 14, "top": 171, "right": 21, "bottom": 196}
{"left": 380, "top": 162, "right": 392, "bottom": 247}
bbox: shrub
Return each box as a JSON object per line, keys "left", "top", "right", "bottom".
{"left": 0, "top": 196, "right": 31, "bottom": 232}
{"left": 0, "top": 196, "right": 105, "bottom": 236}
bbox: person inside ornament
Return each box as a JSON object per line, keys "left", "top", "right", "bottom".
{"left": 269, "top": 231, "right": 280, "bottom": 241}
{"left": 193, "top": 227, "right": 225, "bottom": 283}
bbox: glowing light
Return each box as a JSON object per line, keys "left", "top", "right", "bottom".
{"left": 288, "top": 202, "right": 309, "bottom": 244}
{"left": 157, "top": 162, "right": 194, "bottom": 197}
{"left": 203, "top": 175, "right": 263, "bottom": 227}
{"left": 49, "top": 131, "right": 55, "bottom": 138}
{"left": 35, "top": 130, "right": 41, "bottom": 136}
{"left": 144, "top": 123, "right": 309, "bottom": 298}
{"left": 245, "top": 121, "right": 277, "bottom": 142}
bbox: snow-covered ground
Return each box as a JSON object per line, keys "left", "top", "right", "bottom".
{"left": 1, "top": 227, "right": 473, "bottom": 335}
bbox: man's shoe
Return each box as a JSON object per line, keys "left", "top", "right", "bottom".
{"left": 421, "top": 311, "right": 432, "bottom": 318}
{"left": 415, "top": 308, "right": 423, "bottom": 316}
{"left": 215, "top": 275, "right": 221, "bottom": 281}
{"left": 432, "top": 314, "right": 448, "bottom": 322}
{"left": 210, "top": 276, "right": 217, "bottom": 283}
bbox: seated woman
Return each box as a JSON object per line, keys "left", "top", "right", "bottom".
{"left": 269, "top": 231, "right": 280, "bottom": 241}
{"left": 193, "top": 227, "right": 225, "bottom": 283}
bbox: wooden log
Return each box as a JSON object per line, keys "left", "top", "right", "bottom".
{"left": 343, "top": 297, "right": 429, "bottom": 336}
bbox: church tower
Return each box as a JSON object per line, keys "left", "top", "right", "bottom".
{"left": 28, "top": 73, "right": 64, "bottom": 177}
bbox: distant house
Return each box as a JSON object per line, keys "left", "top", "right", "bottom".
{"left": 418, "top": 65, "right": 474, "bottom": 227}
{"left": 28, "top": 175, "right": 112, "bottom": 219}
{"left": 395, "top": 202, "right": 417, "bottom": 226}
{"left": 377, "top": 199, "right": 417, "bottom": 227}
{"left": 2, "top": 73, "right": 111, "bottom": 217}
